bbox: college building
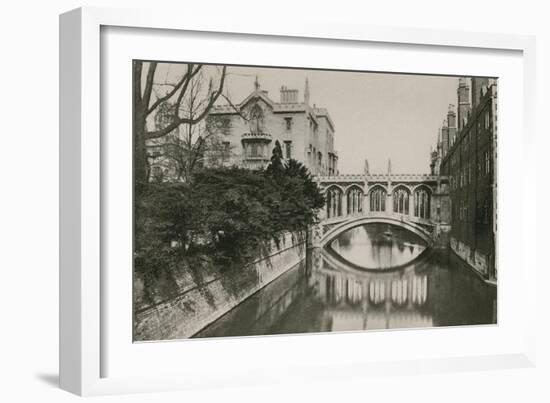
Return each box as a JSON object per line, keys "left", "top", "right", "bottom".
{"left": 205, "top": 77, "right": 338, "bottom": 175}
{"left": 434, "top": 77, "right": 498, "bottom": 282}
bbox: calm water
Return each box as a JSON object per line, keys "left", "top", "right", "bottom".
{"left": 194, "top": 224, "right": 497, "bottom": 338}
{"left": 330, "top": 224, "right": 427, "bottom": 270}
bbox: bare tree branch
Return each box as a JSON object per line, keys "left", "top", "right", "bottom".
{"left": 146, "top": 64, "right": 201, "bottom": 115}
{"left": 142, "top": 62, "right": 157, "bottom": 112}
{"left": 145, "top": 65, "right": 226, "bottom": 140}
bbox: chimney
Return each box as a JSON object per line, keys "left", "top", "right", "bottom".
{"left": 280, "top": 86, "right": 298, "bottom": 103}
{"left": 457, "top": 78, "right": 471, "bottom": 131}
{"left": 304, "top": 77, "right": 310, "bottom": 105}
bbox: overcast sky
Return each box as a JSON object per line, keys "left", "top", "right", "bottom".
{"left": 152, "top": 63, "right": 459, "bottom": 174}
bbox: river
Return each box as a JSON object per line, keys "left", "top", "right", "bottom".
{"left": 194, "top": 223, "right": 497, "bottom": 338}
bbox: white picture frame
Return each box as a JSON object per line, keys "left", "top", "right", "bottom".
{"left": 60, "top": 6, "right": 537, "bottom": 396}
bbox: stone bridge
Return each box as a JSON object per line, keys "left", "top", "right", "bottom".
{"left": 311, "top": 173, "right": 450, "bottom": 248}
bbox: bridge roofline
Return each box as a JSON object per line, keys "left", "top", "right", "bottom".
{"left": 315, "top": 174, "right": 448, "bottom": 183}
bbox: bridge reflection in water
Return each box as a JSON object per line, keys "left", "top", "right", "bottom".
{"left": 194, "top": 224, "right": 497, "bottom": 339}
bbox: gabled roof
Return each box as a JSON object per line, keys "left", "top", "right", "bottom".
{"left": 210, "top": 89, "right": 275, "bottom": 115}
{"left": 239, "top": 89, "right": 275, "bottom": 110}
{"left": 209, "top": 89, "right": 335, "bottom": 132}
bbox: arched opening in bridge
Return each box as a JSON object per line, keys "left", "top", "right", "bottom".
{"left": 326, "top": 185, "right": 343, "bottom": 219}
{"left": 392, "top": 186, "right": 410, "bottom": 215}
{"left": 413, "top": 187, "right": 431, "bottom": 219}
{"left": 346, "top": 185, "right": 364, "bottom": 216}
{"left": 369, "top": 186, "right": 386, "bottom": 212}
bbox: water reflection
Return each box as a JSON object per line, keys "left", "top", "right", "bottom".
{"left": 330, "top": 223, "right": 427, "bottom": 270}
{"left": 194, "top": 226, "right": 497, "bottom": 339}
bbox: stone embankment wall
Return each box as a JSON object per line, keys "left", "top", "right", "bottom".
{"left": 450, "top": 236, "right": 494, "bottom": 281}
{"left": 134, "top": 232, "right": 306, "bottom": 341}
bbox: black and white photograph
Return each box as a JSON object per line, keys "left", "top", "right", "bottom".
{"left": 132, "top": 61, "right": 498, "bottom": 341}
{"left": 3, "top": 0, "right": 549, "bottom": 400}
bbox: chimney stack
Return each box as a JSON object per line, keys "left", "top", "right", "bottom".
{"left": 280, "top": 86, "right": 298, "bottom": 103}
{"left": 304, "top": 77, "right": 310, "bottom": 106}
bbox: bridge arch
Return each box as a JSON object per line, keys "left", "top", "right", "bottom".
{"left": 320, "top": 215, "right": 433, "bottom": 248}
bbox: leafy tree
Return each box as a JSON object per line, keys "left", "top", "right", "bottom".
{"left": 134, "top": 160, "right": 325, "bottom": 306}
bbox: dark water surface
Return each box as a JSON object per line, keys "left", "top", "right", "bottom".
{"left": 194, "top": 224, "right": 497, "bottom": 338}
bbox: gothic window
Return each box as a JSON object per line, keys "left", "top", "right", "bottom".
{"left": 414, "top": 187, "right": 431, "bottom": 219}
{"left": 346, "top": 186, "right": 364, "bottom": 216}
{"left": 284, "top": 141, "right": 292, "bottom": 159}
{"left": 244, "top": 142, "right": 266, "bottom": 158}
{"left": 326, "top": 186, "right": 343, "bottom": 219}
{"left": 393, "top": 187, "right": 410, "bottom": 215}
{"left": 369, "top": 187, "right": 387, "bottom": 212}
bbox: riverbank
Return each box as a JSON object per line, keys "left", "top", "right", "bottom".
{"left": 134, "top": 231, "right": 306, "bottom": 341}
{"left": 449, "top": 236, "right": 497, "bottom": 286}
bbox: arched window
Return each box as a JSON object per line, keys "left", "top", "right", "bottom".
{"left": 326, "top": 186, "right": 343, "bottom": 218}
{"left": 414, "top": 187, "right": 431, "bottom": 219}
{"left": 346, "top": 186, "right": 364, "bottom": 216}
{"left": 369, "top": 187, "right": 387, "bottom": 212}
{"left": 392, "top": 187, "right": 410, "bottom": 215}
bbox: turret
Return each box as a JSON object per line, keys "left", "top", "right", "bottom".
{"left": 457, "top": 78, "right": 471, "bottom": 131}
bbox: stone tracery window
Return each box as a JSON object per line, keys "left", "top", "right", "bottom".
{"left": 369, "top": 187, "right": 386, "bottom": 212}
{"left": 346, "top": 186, "right": 364, "bottom": 215}
{"left": 414, "top": 187, "right": 431, "bottom": 219}
{"left": 392, "top": 187, "right": 410, "bottom": 215}
{"left": 326, "top": 186, "right": 343, "bottom": 219}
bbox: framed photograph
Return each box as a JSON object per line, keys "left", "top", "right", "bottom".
{"left": 60, "top": 7, "right": 537, "bottom": 396}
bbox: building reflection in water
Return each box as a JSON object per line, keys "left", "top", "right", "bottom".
{"left": 330, "top": 224, "right": 427, "bottom": 270}
{"left": 194, "top": 224, "right": 497, "bottom": 339}
{"left": 314, "top": 249, "right": 433, "bottom": 332}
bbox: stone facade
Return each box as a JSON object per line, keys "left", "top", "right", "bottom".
{"left": 206, "top": 78, "right": 338, "bottom": 175}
